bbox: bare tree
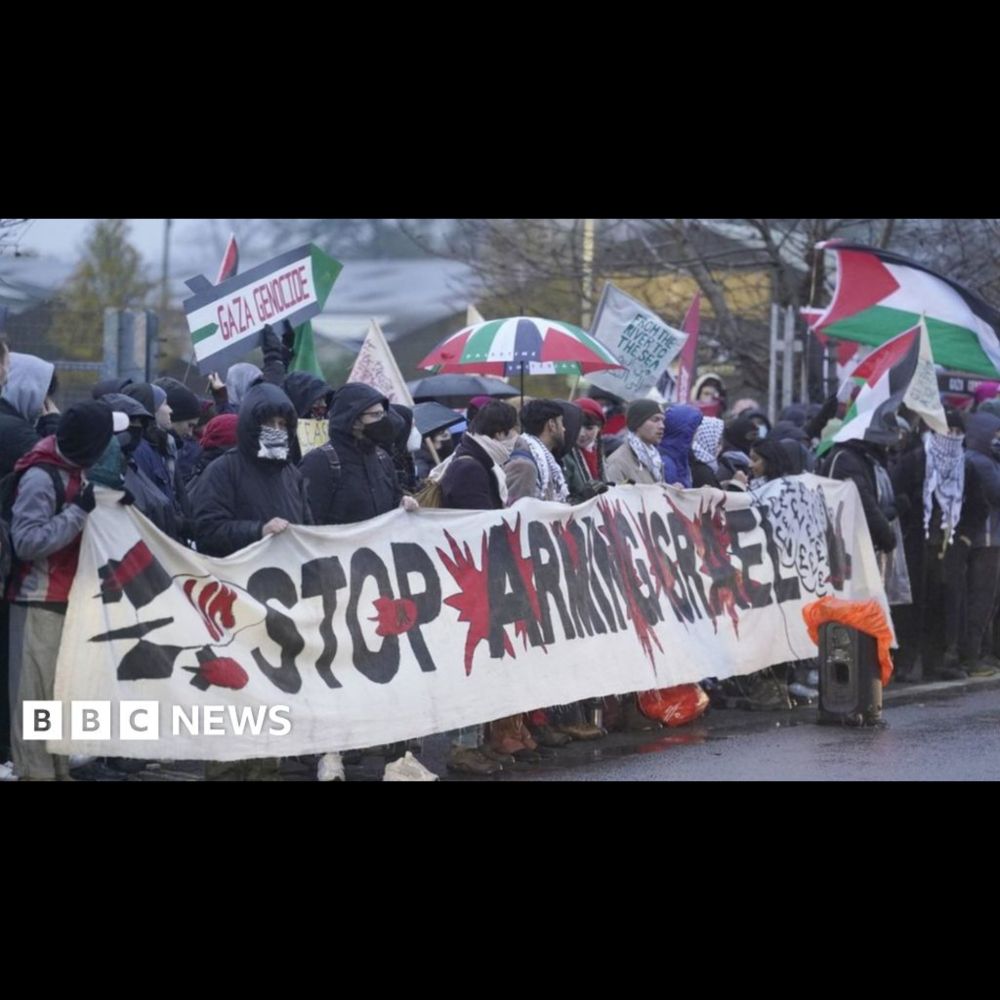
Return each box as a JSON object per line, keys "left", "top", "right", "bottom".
{"left": 0, "top": 219, "right": 30, "bottom": 255}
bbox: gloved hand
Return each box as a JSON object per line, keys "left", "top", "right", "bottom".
{"left": 118, "top": 489, "right": 136, "bottom": 507}
{"left": 72, "top": 482, "right": 96, "bottom": 513}
{"left": 260, "top": 323, "right": 283, "bottom": 356}
{"left": 280, "top": 319, "right": 297, "bottom": 358}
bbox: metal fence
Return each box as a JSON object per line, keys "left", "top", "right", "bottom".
{"left": 2, "top": 305, "right": 159, "bottom": 407}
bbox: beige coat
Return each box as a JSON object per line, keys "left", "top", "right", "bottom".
{"left": 605, "top": 440, "right": 661, "bottom": 485}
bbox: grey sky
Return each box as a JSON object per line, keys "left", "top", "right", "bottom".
{"left": 16, "top": 219, "right": 226, "bottom": 271}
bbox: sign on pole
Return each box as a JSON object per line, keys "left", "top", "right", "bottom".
{"left": 183, "top": 244, "right": 342, "bottom": 375}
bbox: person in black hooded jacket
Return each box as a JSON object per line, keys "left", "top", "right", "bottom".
{"left": 191, "top": 382, "right": 312, "bottom": 558}
{"left": 823, "top": 439, "right": 897, "bottom": 553}
{"left": 300, "top": 382, "right": 403, "bottom": 525}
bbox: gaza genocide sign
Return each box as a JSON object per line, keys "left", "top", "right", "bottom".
{"left": 183, "top": 244, "right": 342, "bottom": 374}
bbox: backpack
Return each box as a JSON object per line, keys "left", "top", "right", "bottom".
{"left": 0, "top": 464, "right": 67, "bottom": 592}
{"left": 308, "top": 441, "right": 398, "bottom": 516}
{"left": 413, "top": 456, "right": 475, "bottom": 509}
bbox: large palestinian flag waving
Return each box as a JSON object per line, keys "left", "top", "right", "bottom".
{"left": 812, "top": 242, "right": 1000, "bottom": 378}
{"left": 818, "top": 317, "right": 948, "bottom": 455}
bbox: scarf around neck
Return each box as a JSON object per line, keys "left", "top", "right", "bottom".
{"left": 627, "top": 431, "right": 663, "bottom": 481}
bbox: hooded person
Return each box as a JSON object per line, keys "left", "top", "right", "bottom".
{"left": 692, "top": 372, "right": 727, "bottom": 414}
{"left": 100, "top": 392, "right": 186, "bottom": 542}
{"left": 891, "top": 409, "right": 984, "bottom": 681}
{"left": 742, "top": 408, "right": 773, "bottom": 440}
{"left": 658, "top": 404, "right": 703, "bottom": 488}
{"left": 283, "top": 372, "right": 333, "bottom": 419}
{"left": 221, "top": 363, "right": 262, "bottom": 413}
{"left": 191, "top": 382, "right": 312, "bottom": 558}
{"left": 8, "top": 400, "right": 128, "bottom": 780}
{"left": 956, "top": 411, "right": 1000, "bottom": 676}
{"left": 91, "top": 375, "right": 134, "bottom": 399}
{"left": 299, "top": 382, "right": 403, "bottom": 526}
{"left": 0, "top": 353, "right": 61, "bottom": 478}
{"left": 778, "top": 403, "right": 808, "bottom": 428}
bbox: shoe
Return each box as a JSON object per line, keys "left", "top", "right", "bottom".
{"left": 317, "top": 752, "right": 346, "bottom": 782}
{"left": 529, "top": 725, "right": 573, "bottom": 747}
{"left": 931, "top": 666, "right": 968, "bottom": 681}
{"left": 479, "top": 746, "right": 516, "bottom": 766}
{"left": 741, "top": 672, "right": 792, "bottom": 711}
{"left": 555, "top": 722, "right": 606, "bottom": 741}
{"left": 447, "top": 747, "right": 503, "bottom": 775}
{"left": 511, "top": 747, "right": 544, "bottom": 763}
{"left": 383, "top": 751, "right": 438, "bottom": 781}
{"left": 788, "top": 682, "right": 819, "bottom": 704}
{"left": 966, "top": 660, "right": 998, "bottom": 678}
{"left": 981, "top": 653, "right": 1000, "bottom": 670}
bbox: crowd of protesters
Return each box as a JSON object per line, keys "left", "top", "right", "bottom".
{"left": 2, "top": 325, "right": 998, "bottom": 781}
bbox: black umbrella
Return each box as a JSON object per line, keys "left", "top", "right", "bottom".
{"left": 407, "top": 374, "right": 519, "bottom": 402}
{"left": 413, "top": 402, "right": 466, "bottom": 437}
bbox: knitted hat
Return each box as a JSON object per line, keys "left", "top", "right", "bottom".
{"left": 56, "top": 401, "right": 129, "bottom": 468}
{"left": 156, "top": 378, "right": 202, "bottom": 422}
{"left": 574, "top": 397, "right": 606, "bottom": 426}
{"left": 626, "top": 398, "right": 662, "bottom": 432}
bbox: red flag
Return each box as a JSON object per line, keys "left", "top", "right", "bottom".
{"left": 675, "top": 292, "right": 701, "bottom": 402}
{"left": 215, "top": 234, "right": 239, "bottom": 284}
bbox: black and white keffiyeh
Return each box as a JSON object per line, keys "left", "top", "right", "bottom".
{"left": 923, "top": 431, "right": 965, "bottom": 543}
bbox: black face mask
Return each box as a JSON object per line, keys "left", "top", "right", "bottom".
{"left": 363, "top": 416, "right": 396, "bottom": 447}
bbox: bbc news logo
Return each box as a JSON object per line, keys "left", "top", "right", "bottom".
{"left": 23, "top": 702, "right": 292, "bottom": 741}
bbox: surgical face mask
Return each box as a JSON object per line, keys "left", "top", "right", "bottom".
{"left": 406, "top": 425, "right": 423, "bottom": 453}
{"left": 755, "top": 425, "right": 768, "bottom": 440}
{"left": 258, "top": 425, "right": 289, "bottom": 461}
{"left": 363, "top": 415, "right": 396, "bottom": 447}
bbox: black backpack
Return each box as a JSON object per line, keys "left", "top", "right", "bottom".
{"left": 0, "top": 464, "right": 66, "bottom": 592}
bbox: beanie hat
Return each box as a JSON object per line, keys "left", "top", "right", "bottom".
{"left": 626, "top": 398, "right": 662, "bottom": 432}
{"left": 56, "top": 401, "right": 129, "bottom": 468}
{"left": 200, "top": 414, "right": 239, "bottom": 452}
{"left": 574, "top": 397, "right": 606, "bottom": 425}
{"left": 159, "top": 380, "right": 201, "bottom": 422}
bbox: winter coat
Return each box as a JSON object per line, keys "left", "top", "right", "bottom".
{"left": 7, "top": 436, "right": 86, "bottom": 604}
{"left": 658, "top": 405, "right": 702, "bottom": 487}
{"left": 191, "top": 382, "right": 312, "bottom": 557}
{"left": 441, "top": 436, "right": 503, "bottom": 511}
{"left": 300, "top": 382, "right": 401, "bottom": 525}
{"left": 963, "top": 412, "right": 1000, "bottom": 546}
{"left": 825, "top": 441, "right": 897, "bottom": 553}
{"left": 605, "top": 438, "right": 661, "bottom": 486}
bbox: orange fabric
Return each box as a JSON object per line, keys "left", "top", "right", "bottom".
{"left": 801, "top": 597, "right": 894, "bottom": 686}
{"left": 637, "top": 684, "right": 709, "bottom": 727}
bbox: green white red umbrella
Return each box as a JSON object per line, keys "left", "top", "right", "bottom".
{"left": 418, "top": 316, "right": 623, "bottom": 377}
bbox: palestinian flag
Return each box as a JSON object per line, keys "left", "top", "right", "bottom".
{"left": 818, "top": 317, "right": 948, "bottom": 456}
{"left": 813, "top": 242, "right": 1000, "bottom": 377}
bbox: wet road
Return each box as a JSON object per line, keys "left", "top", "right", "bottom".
{"left": 503, "top": 687, "right": 1000, "bottom": 781}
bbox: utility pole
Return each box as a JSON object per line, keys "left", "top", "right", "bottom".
{"left": 580, "top": 218, "right": 596, "bottom": 330}
{"left": 160, "top": 218, "right": 173, "bottom": 319}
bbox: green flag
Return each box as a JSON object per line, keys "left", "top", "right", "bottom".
{"left": 290, "top": 320, "right": 324, "bottom": 378}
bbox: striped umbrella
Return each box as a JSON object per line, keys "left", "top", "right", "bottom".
{"left": 418, "top": 318, "right": 623, "bottom": 395}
